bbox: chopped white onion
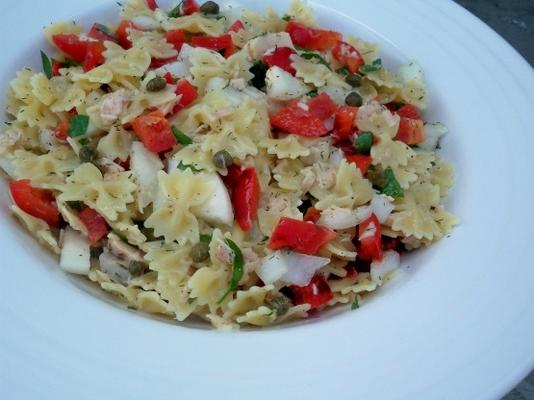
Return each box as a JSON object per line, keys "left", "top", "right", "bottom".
{"left": 0, "top": 155, "right": 16, "bottom": 178}
{"left": 317, "top": 206, "right": 359, "bottom": 230}
{"left": 265, "top": 66, "right": 309, "bottom": 101}
{"left": 59, "top": 227, "right": 91, "bottom": 275}
{"left": 131, "top": 141, "right": 163, "bottom": 211}
{"left": 398, "top": 61, "right": 425, "bottom": 84}
{"left": 419, "top": 122, "right": 448, "bottom": 151}
{"left": 319, "top": 85, "right": 349, "bottom": 106}
{"left": 39, "top": 128, "right": 56, "bottom": 151}
{"left": 245, "top": 32, "right": 294, "bottom": 59}
{"left": 192, "top": 173, "right": 234, "bottom": 226}
{"left": 132, "top": 15, "right": 160, "bottom": 30}
{"left": 205, "top": 77, "right": 228, "bottom": 93}
{"left": 370, "top": 250, "right": 400, "bottom": 285}
{"left": 154, "top": 61, "right": 190, "bottom": 80}
{"left": 257, "top": 252, "right": 288, "bottom": 285}
{"left": 370, "top": 194, "right": 394, "bottom": 224}
{"left": 99, "top": 249, "right": 131, "bottom": 285}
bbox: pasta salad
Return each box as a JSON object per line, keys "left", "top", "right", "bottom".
{"left": 0, "top": 0, "right": 458, "bottom": 329}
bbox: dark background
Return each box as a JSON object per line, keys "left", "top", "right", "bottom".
{"left": 452, "top": 2, "right": 533, "bottom": 398}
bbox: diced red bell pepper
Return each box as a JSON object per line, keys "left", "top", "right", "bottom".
{"left": 51, "top": 60, "right": 62, "bottom": 77}
{"left": 116, "top": 20, "right": 134, "bottom": 49}
{"left": 395, "top": 117, "right": 426, "bottom": 145}
{"left": 346, "top": 154, "right": 372, "bottom": 175}
{"left": 396, "top": 104, "right": 421, "bottom": 120}
{"left": 307, "top": 92, "right": 337, "bottom": 121}
{"left": 262, "top": 46, "right": 296, "bottom": 75}
{"left": 150, "top": 56, "right": 178, "bottom": 69}
{"left": 303, "top": 206, "right": 321, "bottom": 223}
{"left": 88, "top": 23, "right": 117, "bottom": 42}
{"left": 285, "top": 21, "right": 341, "bottom": 51}
{"left": 9, "top": 179, "right": 60, "bottom": 227}
{"left": 290, "top": 275, "right": 333, "bottom": 309}
{"left": 83, "top": 41, "right": 106, "bottom": 72}
{"left": 181, "top": 0, "right": 199, "bottom": 15}
{"left": 269, "top": 217, "right": 336, "bottom": 255}
{"left": 270, "top": 102, "right": 328, "bottom": 137}
{"left": 173, "top": 79, "right": 198, "bottom": 113}
{"left": 146, "top": 0, "right": 158, "bottom": 11}
{"left": 131, "top": 110, "right": 177, "bottom": 153}
{"left": 163, "top": 72, "right": 176, "bottom": 84}
{"left": 191, "top": 34, "right": 235, "bottom": 57}
{"left": 333, "top": 106, "right": 358, "bottom": 137}
{"left": 232, "top": 167, "right": 260, "bottom": 232}
{"left": 165, "top": 29, "right": 187, "bottom": 52}
{"left": 54, "top": 120, "right": 70, "bottom": 141}
{"left": 78, "top": 207, "right": 109, "bottom": 245}
{"left": 332, "top": 40, "right": 364, "bottom": 73}
{"left": 52, "top": 34, "right": 89, "bottom": 63}
{"left": 228, "top": 20, "right": 245, "bottom": 33}
{"left": 357, "top": 213, "right": 383, "bottom": 261}
{"left": 223, "top": 164, "right": 244, "bottom": 190}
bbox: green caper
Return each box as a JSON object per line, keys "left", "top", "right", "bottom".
{"left": 212, "top": 150, "right": 233, "bottom": 169}
{"left": 269, "top": 295, "right": 290, "bottom": 317}
{"left": 190, "top": 241, "right": 210, "bottom": 262}
{"left": 345, "top": 91, "right": 363, "bottom": 107}
{"left": 146, "top": 76, "right": 167, "bottom": 92}
{"left": 199, "top": 1, "right": 219, "bottom": 14}
{"left": 129, "top": 261, "right": 147, "bottom": 276}
{"left": 345, "top": 73, "right": 362, "bottom": 87}
{"left": 79, "top": 146, "right": 96, "bottom": 163}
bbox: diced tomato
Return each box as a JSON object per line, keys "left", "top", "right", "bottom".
{"left": 395, "top": 117, "right": 426, "bottom": 145}
{"left": 131, "top": 110, "right": 177, "bottom": 153}
{"left": 357, "top": 213, "right": 383, "bottom": 261}
{"left": 88, "top": 23, "right": 117, "bottom": 42}
{"left": 303, "top": 206, "right": 321, "bottom": 223}
{"left": 270, "top": 102, "right": 328, "bottom": 137}
{"left": 308, "top": 92, "right": 337, "bottom": 120}
{"left": 232, "top": 168, "right": 260, "bottom": 232}
{"left": 78, "top": 207, "right": 109, "bottom": 246}
{"left": 228, "top": 20, "right": 245, "bottom": 33}
{"left": 51, "top": 60, "right": 62, "bottom": 77}
{"left": 396, "top": 104, "right": 421, "bottom": 120}
{"left": 332, "top": 41, "right": 364, "bottom": 73}
{"left": 83, "top": 42, "right": 106, "bottom": 72}
{"left": 191, "top": 34, "right": 235, "bottom": 57}
{"left": 181, "top": 0, "right": 199, "bottom": 15}
{"left": 262, "top": 46, "right": 296, "bottom": 75}
{"left": 344, "top": 263, "right": 358, "bottom": 279}
{"left": 165, "top": 29, "right": 187, "bottom": 52}
{"left": 333, "top": 106, "right": 358, "bottom": 137}
{"left": 269, "top": 217, "right": 336, "bottom": 255}
{"left": 346, "top": 154, "right": 372, "bottom": 175}
{"left": 150, "top": 56, "right": 178, "bottom": 69}
{"left": 285, "top": 21, "right": 341, "bottom": 51}
{"left": 173, "top": 79, "right": 198, "bottom": 113}
{"left": 163, "top": 72, "right": 175, "bottom": 84}
{"left": 9, "top": 180, "right": 60, "bottom": 227}
{"left": 290, "top": 275, "right": 333, "bottom": 309}
{"left": 146, "top": 0, "right": 158, "bottom": 10}
{"left": 116, "top": 20, "right": 134, "bottom": 49}
{"left": 116, "top": 157, "right": 130, "bottom": 170}
{"left": 52, "top": 34, "right": 89, "bottom": 63}
{"left": 223, "top": 164, "right": 244, "bottom": 190}
{"left": 54, "top": 120, "right": 69, "bottom": 141}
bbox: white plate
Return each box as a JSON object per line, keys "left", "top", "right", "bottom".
{"left": 1, "top": 0, "right": 533, "bottom": 399}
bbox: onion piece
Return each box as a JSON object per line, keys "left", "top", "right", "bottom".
{"left": 132, "top": 15, "right": 160, "bottom": 30}
{"left": 419, "top": 122, "right": 448, "bottom": 151}
{"left": 370, "top": 250, "right": 400, "bottom": 285}
{"left": 370, "top": 194, "right": 394, "bottom": 224}
{"left": 99, "top": 249, "right": 131, "bottom": 285}
{"left": 59, "top": 227, "right": 91, "bottom": 275}
{"left": 317, "top": 206, "right": 359, "bottom": 230}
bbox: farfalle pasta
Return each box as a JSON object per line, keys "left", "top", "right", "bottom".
{"left": 0, "top": 0, "right": 457, "bottom": 329}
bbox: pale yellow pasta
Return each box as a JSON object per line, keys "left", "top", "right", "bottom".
{"left": 156, "top": 9, "right": 225, "bottom": 36}
{"left": 259, "top": 135, "right": 310, "bottom": 159}
{"left": 11, "top": 205, "right": 60, "bottom": 254}
{"left": 96, "top": 127, "right": 133, "bottom": 162}
{"left": 291, "top": 55, "right": 332, "bottom": 87}
{"left": 371, "top": 135, "right": 415, "bottom": 169}
{"left": 287, "top": 0, "right": 317, "bottom": 26}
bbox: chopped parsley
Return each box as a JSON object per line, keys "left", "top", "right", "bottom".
{"left": 354, "top": 131, "right": 374, "bottom": 154}
{"left": 199, "top": 233, "right": 212, "bottom": 243}
{"left": 168, "top": 4, "right": 181, "bottom": 18}
{"left": 381, "top": 167, "right": 404, "bottom": 198}
{"left": 177, "top": 161, "right": 203, "bottom": 173}
{"left": 187, "top": 297, "right": 196, "bottom": 304}
{"left": 68, "top": 115, "right": 90, "bottom": 137}
{"left": 40, "top": 51, "right": 52, "bottom": 79}
{"left": 307, "top": 89, "right": 319, "bottom": 98}
{"left": 300, "top": 52, "right": 332, "bottom": 70}
{"left": 360, "top": 58, "right": 383, "bottom": 74}
{"left": 217, "top": 239, "right": 244, "bottom": 304}
{"left": 336, "top": 66, "right": 350, "bottom": 75}
{"left": 171, "top": 126, "right": 193, "bottom": 145}
{"left": 282, "top": 14, "right": 291, "bottom": 22}
{"left": 351, "top": 297, "right": 360, "bottom": 310}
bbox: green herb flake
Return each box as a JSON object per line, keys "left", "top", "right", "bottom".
{"left": 62, "top": 58, "right": 82, "bottom": 68}
{"left": 199, "top": 234, "right": 212, "bottom": 243}
{"left": 336, "top": 66, "right": 350, "bottom": 75}
{"left": 94, "top": 23, "right": 116, "bottom": 40}
{"left": 217, "top": 239, "right": 244, "bottom": 304}
{"left": 177, "top": 161, "right": 203, "bottom": 173}
{"left": 168, "top": 4, "right": 181, "bottom": 17}
{"left": 307, "top": 89, "right": 318, "bottom": 98}
{"left": 300, "top": 52, "right": 332, "bottom": 70}
{"left": 68, "top": 115, "right": 90, "bottom": 137}
{"left": 187, "top": 297, "right": 196, "bottom": 304}
{"left": 282, "top": 14, "right": 291, "bottom": 22}
{"left": 78, "top": 137, "right": 90, "bottom": 146}
{"left": 360, "top": 58, "right": 383, "bottom": 74}
{"left": 40, "top": 51, "right": 53, "bottom": 79}
{"left": 354, "top": 131, "right": 374, "bottom": 154}
{"left": 381, "top": 167, "right": 404, "bottom": 198}
{"left": 351, "top": 297, "right": 359, "bottom": 310}
{"left": 172, "top": 126, "right": 193, "bottom": 145}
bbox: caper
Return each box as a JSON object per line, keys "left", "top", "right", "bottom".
{"left": 212, "top": 150, "right": 233, "bottom": 169}
{"left": 79, "top": 146, "right": 96, "bottom": 163}
{"left": 129, "top": 261, "right": 147, "bottom": 276}
{"left": 345, "top": 73, "right": 362, "bottom": 87}
{"left": 199, "top": 1, "right": 219, "bottom": 14}
{"left": 269, "top": 295, "right": 290, "bottom": 317}
{"left": 190, "top": 241, "right": 210, "bottom": 262}
{"left": 345, "top": 91, "right": 363, "bottom": 107}
{"left": 146, "top": 76, "right": 167, "bottom": 92}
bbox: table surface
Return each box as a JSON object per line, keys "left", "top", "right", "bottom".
{"left": 453, "top": 1, "right": 533, "bottom": 399}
